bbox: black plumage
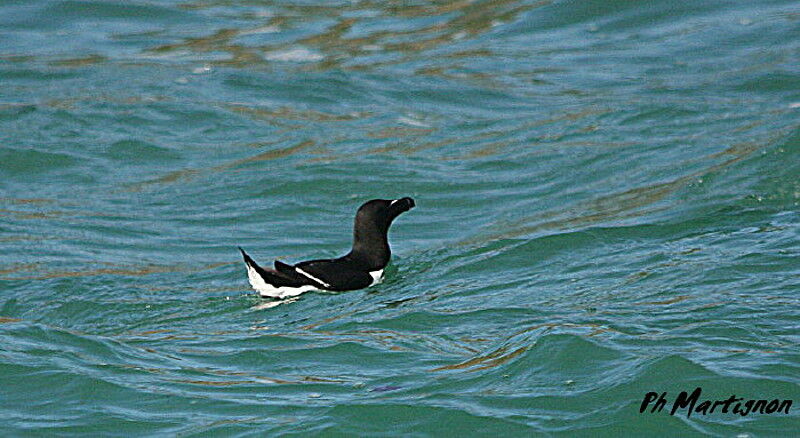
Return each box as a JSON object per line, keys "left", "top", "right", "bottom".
{"left": 240, "top": 197, "right": 415, "bottom": 298}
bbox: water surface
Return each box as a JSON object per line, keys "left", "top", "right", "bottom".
{"left": 1, "top": 0, "right": 799, "bottom": 435}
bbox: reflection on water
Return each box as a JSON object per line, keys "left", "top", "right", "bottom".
{"left": 146, "top": 0, "right": 548, "bottom": 72}
{"left": 251, "top": 297, "right": 299, "bottom": 310}
{"left": 0, "top": 261, "right": 230, "bottom": 281}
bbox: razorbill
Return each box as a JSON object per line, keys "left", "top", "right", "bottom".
{"left": 239, "top": 197, "right": 415, "bottom": 299}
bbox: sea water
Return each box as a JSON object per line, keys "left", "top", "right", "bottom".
{"left": 1, "top": 0, "right": 798, "bottom": 435}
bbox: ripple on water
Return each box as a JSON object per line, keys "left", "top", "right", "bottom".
{"left": 1, "top": 0, "right": 800, "bottom": 435}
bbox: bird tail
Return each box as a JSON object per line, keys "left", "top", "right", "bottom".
{"left": 238, "top": 247, "right": 316, "bottom": 299}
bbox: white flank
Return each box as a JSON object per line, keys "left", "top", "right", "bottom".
{"left": 245, "top": 263, "right": 319, "bottom": 299}
{"left": 295, "top": 267, "right": 331, "bottom": 288}
{"left": 369, "top": 269, "right": 384, "bottom": 286}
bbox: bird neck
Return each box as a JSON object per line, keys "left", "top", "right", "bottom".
{"left": 349, "top": 223, "right": 390, "bottom": 270}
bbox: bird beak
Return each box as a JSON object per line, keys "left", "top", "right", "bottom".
{"left": 391, "top": 197, "right": 415, "bottom": 212}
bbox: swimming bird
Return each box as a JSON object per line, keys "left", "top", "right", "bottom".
{"left": 239, "top": 197, "right": 415, "bottom": 299}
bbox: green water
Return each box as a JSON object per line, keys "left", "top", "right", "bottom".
{"left": 1, "top": 0, "right": 799, "bottom": 436}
